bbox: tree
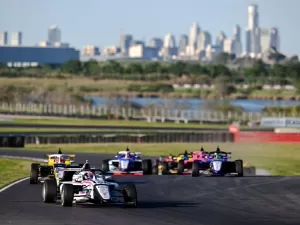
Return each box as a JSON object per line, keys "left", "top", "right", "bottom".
{"left": 61, "top": 60, "right": 82, "bottom": 74}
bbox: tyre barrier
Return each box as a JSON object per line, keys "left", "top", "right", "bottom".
{"left": 0, "top": 136, "right": 25, "bottom": 148}
{"left": 24, "top": 132, "right": 234, "bottom": 144}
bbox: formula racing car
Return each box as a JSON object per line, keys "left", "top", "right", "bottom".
{"left": 153, "top": 148, "right": 209, "bottom": 175}
{"left": 30, "top": 149, "right": 84, "bottom": 184}
{"left": 42, "top": 162, "right": 137, "bottom": 207}
{"left": 101, "top": 148, "right": 153, "bottom": 175}
{"left": 191, "top": 147, "right": 243, "bottom": 177}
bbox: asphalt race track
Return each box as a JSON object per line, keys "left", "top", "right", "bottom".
{"left": 0, "top": 123, "right": 273, "bottom": 132}
{"left": 0, "top": 150, "right": 300, "bottom": 225}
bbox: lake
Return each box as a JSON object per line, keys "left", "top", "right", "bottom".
{"left": 89, "top": 96, "right": 300, "bottom": 112}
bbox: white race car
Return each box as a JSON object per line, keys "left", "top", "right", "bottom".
{"left": 42, "top": 162, "right": 137, "bottom": 207}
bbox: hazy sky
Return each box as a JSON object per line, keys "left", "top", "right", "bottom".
{"left": 0, "top": 0, "right": 299, "bottom": 56}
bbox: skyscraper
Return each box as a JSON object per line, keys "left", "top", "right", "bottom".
{"left": 248, "top": 4, "right": 259, "bottom": 30}
{"left": 178, "top": 35, "right": 188, "bottom": 55}
{"left": 120, "top": 34, "right": 133, "bottom": 55}
{"left": 11, "top": 32, "right": 22, "bottom": 46}
{"left": 245, "top": 4, "right": 260, "bottom": 56}
{"left": 216, "top": 31, "right": 227, "bottom": 51}
{"left": 48, "top": 25, "right": 61, "bottom": 45}
{"left": 197, "top": 31, "right": 212, "bottom": 51}
{"left": 149, "top": 38, "right": 163, "bottom": 50}
{"left": 188, "top": 22, "right": 200, "bottom": 55}
{"left": 270, "top": 28, "right": 280, "bottom": 51}
{"left": 233, "top": 25, "right": 241, "bottom": 43}
{"left": 0, "top": 32, "right": 8, "bottom": 46}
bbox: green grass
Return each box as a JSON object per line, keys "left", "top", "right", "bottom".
{"left": 0, "top": 158, "right": 38, "bottom": 188}
{"left": 0, "top": 128, "right": 114, "bottom": 133}
{"left": 1, "top": 117, "right": 269, "bottom": 130}
{"left": 18, "top": 143, "right": 300, "bottom": 176}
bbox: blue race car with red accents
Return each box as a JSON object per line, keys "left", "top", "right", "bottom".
{"left": 191, "top": 147, "right": 244, "bottom": 177}
{"left": 101, "top": 148, "right": 153, "bottom": 175}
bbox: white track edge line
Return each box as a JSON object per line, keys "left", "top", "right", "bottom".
{"left": 0, "top": 177, "right": 30, "bottom": 193}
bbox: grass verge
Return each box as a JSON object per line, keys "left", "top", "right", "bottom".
{"left": 0, "top": 158, "right": 38, "bottom": 188}
{"left": 1, "top": 117, "right": 269, "bottom": 130}
{"left": 0, "top": 128, "right": 116, "bottom": 133}
{"left": 20, "top": 143, "right": 300, "bottom": 176}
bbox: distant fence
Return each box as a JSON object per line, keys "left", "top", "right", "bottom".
{"left": 0, "top": 136, "right": 25, "bottom": 147}
{"left": 0, "top": 102, "right": 295, "bottom": 124}
{"left": 23, "top": 132, "right": 234, "bottom": 144}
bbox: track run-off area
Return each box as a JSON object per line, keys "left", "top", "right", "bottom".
{"left": 0, "top": 150, "right": 299, "bottom": 225}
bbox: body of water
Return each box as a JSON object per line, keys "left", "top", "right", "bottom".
{"left": 90, "top": 96, "right": 300, "bottom": 112}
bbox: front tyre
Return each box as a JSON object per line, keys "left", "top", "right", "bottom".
{"left": 192, "top": 160, "right": 200, "bottom": 177}
{"left": 235, "top": 160, "right": 244, "bottom": 177}
{"left": 42, "top": 179, "right": 57, "bottom": 203}
{"left": 123, "top": 184, "right": 137, "bottom": 207}
{"left": 30, "top": 163, "right": 39, "bottom": 184}
{"left": 102, "top": 159, "right": 110, "bottom": 172}
{"left": 61, "top": 184, "right": 74, "bottom": 207}
{"left": 177, "top": 160, "right": 184, "bottom": 175}
{"left": 142, "top": 159, "right": 152, "bottom": 175}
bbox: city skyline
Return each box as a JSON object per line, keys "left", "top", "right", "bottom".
{"left": 0, "top": 0, "right": 299, "bottom": 56}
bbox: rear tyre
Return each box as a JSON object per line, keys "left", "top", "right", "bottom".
{"left": 161, "top": 162, "right": 169, "bottom": 175}
{"left": 123, "top": 184, "right": 137, "bottom": 207}
{"left": 235, "top": 160, "right": 243, "bottom": 177}
{"left": 177, "top": 160, "right": 184, "bottom": 175}
{"left": 102, "top": 159, "right": 110, "bottom": 172}
{"left": 192, "top": 160, "right": 200, "bottom": 177}
{"left": 61, "top": 184, "right": 74, "bottom": 207}
{"left": 42, "top": 179, "right": 57, "bottom": 203}
{"left": 30, "top": 163, "right": 39, "bottom": 184}
{"left": 142, "top": 159, "right": 152, "bottom": 175}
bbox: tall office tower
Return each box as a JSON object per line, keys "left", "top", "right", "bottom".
{"left": 245, "top": 28, "right": 251, "bottom": 54}
{"left": 246, "top": 4, "right": 260, "bottom": 55}
{"left": 48, "top": 25, "right": 61, "bottom": 45}
{"left": 188, "top": 22, "right": 200, "bottom": 55}
{"left": 216, "top": 31, "right": 227, "bottom": 51}
{"left": 163, "top": 33, "right": 176, "bottom": 48}
{"left": 260, "top": 28, "right": 272, "bottom": 53}
{"left": 223, "top": 39, "right": 235, "bottom": 54}
{"left": 248, "top": 4, "right": 259, "bottom": 30}
{"left": 160, "top": 33, "right": 176, "bottom": 57}
{"left": 120, "top": 33, "right": 133, "bottom": 55}
{"left": 233, "top": 25, "right": 242, "bottom": 57}
{"left": 11, "top": 32, "right": 22, "bottom": 46}
{"left": 270, "top": 28, "right": 280, "bottom": 51}
{"left": 178, "top": 35, "right": 188, "bottom": 55}
{"left": 0, "top": 32, "right": 8, "bottom": 45}
{"left": 197, "top": 31, "right": 212, "bottom": 51}
{"left": 233, "top": 25, "right": 241, "bottom": 42}
{"left": 149, "top": 38, "right": 163, "bottom": 50}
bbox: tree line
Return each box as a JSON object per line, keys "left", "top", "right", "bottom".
{"left": 1, "top": 57, "right": 300, "bottom": 87}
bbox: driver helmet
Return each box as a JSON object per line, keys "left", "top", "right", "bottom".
{"left": 54, "top": 157, "right": 59, "bottom": 163}
{"left": 125, "top": 152, "right": 131, "bottom": 158}
{"left": 83, "top": 171, "right": 94, "bottom": 180}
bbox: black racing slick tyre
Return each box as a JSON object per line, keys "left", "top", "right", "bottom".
{"left": 42, "top": 179, "right": 57, "bottom": 203}
{"left": 235, "top": 160, "right": 244, "bottom": 177}
{"left": 30, "top": 163, "right": 39, "bottom": 184}
{"left": 192, "top": 160, "right": 200, "bottom": 177}
{"left": 161, "top": 162, "right": 169, "bottom": 175}
{"left": 123, "top": 184, "right": 137, "bottom": 207}
{"left": 177, "top": 160, "right": 184, "bottom": 175}
{"left": 102, "top": 159, "right": 110, "bottom": 172}
{"left": 61, "top": 184, "right": 74, "bottom": 207}
{"left": 142, "top": 159, "right": 152, "bottom": 175}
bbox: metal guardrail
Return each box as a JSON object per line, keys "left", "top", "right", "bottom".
{"left": 23, "top": 132, "right": 234, "bottom": 144}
